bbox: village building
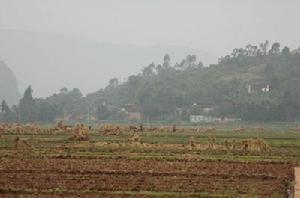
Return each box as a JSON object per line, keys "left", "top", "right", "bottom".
{"left": 189, "top": 103, "right": 218, "bottom": 123}
{"left": 122, "top": 104, "right": 143, "bottom": 121}
{"left": 247, "top": 82, "right": 270, "bottom": 94}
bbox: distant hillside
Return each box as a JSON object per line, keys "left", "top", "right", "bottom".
{"left": 3, "top": 40, "right": 300, "bottom": 122}
{"left": 0, "top": 29, "right": 216, "bottom": 97}
{"left": 82, "top": 43, "right": 300, "bottom": 122}
{"left": 0, "top": 61, "right": 20, "bottom": 105}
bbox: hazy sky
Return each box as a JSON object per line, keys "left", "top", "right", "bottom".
{"left": 1, "top": 0, "right": 300, "bottom": 57}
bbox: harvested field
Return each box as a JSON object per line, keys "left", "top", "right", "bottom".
{"left": 0, "top": 124, "right": 299, "bottom": 197}
{"left": 0, "top": 158, "right": 294, "bottom": 197}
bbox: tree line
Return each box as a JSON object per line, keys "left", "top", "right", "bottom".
{"left": 2, "top": 41, "right": 300, "bottom": 123}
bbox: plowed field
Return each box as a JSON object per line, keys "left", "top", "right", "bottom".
{"left": 0, "top": 159, "right": 294, "bottom": 197}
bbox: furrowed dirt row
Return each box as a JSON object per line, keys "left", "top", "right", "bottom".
{"left": 0, "top": 159, "right": 293, "bottom": 177}
{"left": 0, "top": 159, "right": 294, "bottom": 197}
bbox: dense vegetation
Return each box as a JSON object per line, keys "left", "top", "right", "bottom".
{"left": 86, "top": 41, "right": 300, "bottom": 122}
{"left": 2, "top": 41, "right": 300, "bottom": 123}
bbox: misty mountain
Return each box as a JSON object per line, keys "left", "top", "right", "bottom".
{"left": 0, "top": 29, "right": 216, "bottom": 97}
{"left": 0, "top": 61, "right": 20, "bottom": 105}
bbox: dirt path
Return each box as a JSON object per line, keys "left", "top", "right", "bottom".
{"left": 295, "top": 167, "right": 300, "bottom": 197}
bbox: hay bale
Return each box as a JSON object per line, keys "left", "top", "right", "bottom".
{"left": 128, "top": 133, "right": 142, "bottom": 144}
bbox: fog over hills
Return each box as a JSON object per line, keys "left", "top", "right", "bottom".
{"left": 0, "top": 29, "right": 216, "bottom": 97}
{"left": 0, "top": 60, "right": 20, "bottom": 105}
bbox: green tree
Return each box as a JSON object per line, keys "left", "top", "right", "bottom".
{"left": 37, "top": 100, "right": 57, "bottom": 122}
{"left": 282, "top": 46, "right": 290, "bottom": 56}
{"left": 270, "top": 42, "right": 281, "bottom": 55}
{"left": 19, "top": 86, "right": 37, "bottom": 122}
{"left": 259, "top": 40, "right": 269, "bottom": 56}
{"left": 280, "top": 79, "right": 300, "bottom": 121}
{"left": 97, "top": 102, "right": 110, "bottom": 120}
{"left": 142, "top": 63, "right": 155, "bottom": 77}
{"left": 60, "top": 87, "right": 68, "bottom": 94}
{"left": 163, "top": 54, "right": 171, "bottom": 68}
{"left": 108, "top": 78, "right": 119, "bottom": 89}
{"left": 1, "top": 100, "right": 12, "bottom": 122}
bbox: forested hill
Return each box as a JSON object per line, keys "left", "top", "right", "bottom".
{"left": 0, "top": 61, "right": 20, "bottom": 105}
{"left": 85, "top": 41, "right": 300, "bottom": 122}
{"left": 3, "top": 42, "right": 300, "bottom": 123}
